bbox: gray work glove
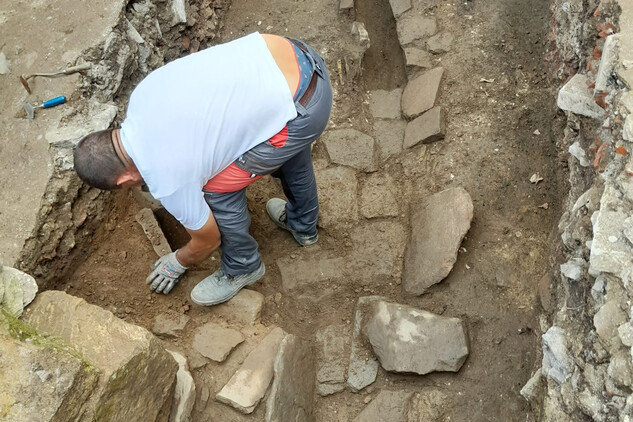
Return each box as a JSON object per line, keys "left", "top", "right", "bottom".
{"left": 146, "top": 251, "right": 188, "bottom": 294}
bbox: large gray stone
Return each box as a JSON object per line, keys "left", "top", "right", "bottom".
{"left": 0, "top": 332, "right": 99, "bottom": 422}
{"left": 389, "top": 0, "right": 412, "bottom": 17}
{"left": 403, "top": 47, "right": 432, "bottom": 71}
{"left": 557, "top": 73, "right": 605, "bottom": 119}
{"left": 152, "top": 313, "right": 190, "bottom": 338}
{"left": 374, "top": 119, "right": 406, "bottom": 161}
{"left": 402, "top": 67, "right": 444, "bottom": 119}
{"left": 323, "top": 129, "right": 376, "bottom": 172}
{"left": 347, "top": 296, "right": 381, "bottom": 392}
{"left": 316, "top": 166, "right": 359, "bottom": 228}
{"left": 22, "top": 291, "right": 178, "bottom": 421}
{"left": 362, "top": 300, "right": 469, "bottom": 374}
{"left": 211, "top": 288, "right": 265, "bottom": 326}
{"left": 316, "top": 325, "right": 351, "bottom": 396}
{"left": 359, "top": 173, "right": 399, "bottom": 218}
{"left": 589, "top": 208, "right": 633, "bottom": 281}
{"left": 217, "top": 327, "right": 286, "bottom": 414}
{"left": 594, "top": 300, "right": 628, "bottom": 348}
{"left": 0, "top": 265, "right": 38, "bottom": 317}
{"left": 136, "top": 208, "right": 172, "bottom": 257}
{"left": 396, "top": 16, "right": 437, "bottom": 46}
{"left": 192, "top": 322, "right": 244, "bottom": 362}
{"left": 403, "top": 187, "right": 473, "bottom": 295}
{"left": 167, "top": 351, "right": 196, "bottom": 422}
{"left": 542, "top": 326, "right": 573, "bottom": 384}
{"left": 426, "top": 32, "right": 454, "bottom": 53}
{"left": 353, "top": 390, "right": 413, "bottom": 421}
{"left": 369, "top": 89, "right": 403, "bottom": 119}
{"left": 266, "top": 335, "right": 315, "bottom": 422}
{"left": 403, "top": 106, "right": 446, "bottom": 148}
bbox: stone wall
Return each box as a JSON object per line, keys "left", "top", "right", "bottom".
{"left": 15, "top": 0, "right": 226, "bottom": 289}
{"left": 536, "top": 0, "right": 633, "bottom": 419}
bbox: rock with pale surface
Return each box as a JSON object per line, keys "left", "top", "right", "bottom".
{"left": 316, "top": 324, "right": 351, "bottom": 396}
{"left": 217, "top": 327, "right": 286, "bottom": 414}
{"left": 135, "top": 207, "right": 172, "bottom": 257}
{"left": 557, "top": 73, "right": 605, "bottom": 119}
{"left": 0, "top": 265, "right": 38, "bottom": 317}
{"left": 347, "top": 296, "right": 381, "bottom": 392}
{"left": 542, "top": 326, "right": 573, "bottom": 384}
{"left": 403, "top": 187, "right": 473, "bottom": 295}
{"left": 426, "top": 32, "right": 454, "bottom": 53}
{"left": 396, "top": 16, "right": 437, "bottom": 45}
{"left": 22, "top": 291, "right": 178, "bottom": 421}
{"left": 362, "top": 300, "right": 469, "bottom": 374}
{"left": 389, "top": 0, "right": 411, "bottom": 17}
{"left": 152, "top": 313, "right": 190, "bottom": 338}
{"left": 402, "top": 67, "right": 444, "bottom": 119}
{"left": 369, "top": 89, "right": 402, "bottom": 120}
{"left": 211, "top": 288, "right": 265, "bottom": 325}
{"left": 167, "top": 351, "right": 196, "bottom": 422}
{"left": 266, "top": 335, "right": 315, "bottom": 422}
{"left": 404, "top": 106, "right": 446, "bottom": 148}
{"left": 374, "top": 119, "right": 405, "bottom": 161}
{"left": 403, "top": 46, "right": 433, "bottom": 71}
{"left": 322, "top": 129, "right": 376, "bottom": 172}
{"left": 192, "top": 322, "right": 244, "bottom": 362}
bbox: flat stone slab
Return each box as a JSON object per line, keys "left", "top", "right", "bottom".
{"left": 404, "top": 106, "right": 446, "bottom": 148}
{"left": 340, "top": 0, "right": 354, "bottom": 10}
{"left": 362, "top": 300, "right": 469, "bottom": 374}
{"left": 23, "top": 291, "right": 178, "bottom": 421}
{"left": 167, "top": 351, "right": 196, "bottom": 422}
{"left": 403, "top": 187, "right": 473, "bottom": 295}
{"left": 389, "top": 0, "right": 412, "bottom": 17}
{"left": 404, "top": 46, "right": 433, "bottom": 70}
{"left": 589, "top": 208, "right": 633, "bottom": 281}
{"left": 353, "top": 390, "right": 413, "bottom": 421}
{"left": 0, "top": 265, "right": 38, "bottom": 317}
{"left": 323, "top": 129, "right": 376, "bottom": 172}
{"left": 152, "top": 312, "right": 190, "bottom": 338}
{"left": 217, "top": 327, "right": 286, "bottom": 414}
{"left": 192, "top": 322, "right": 244, "bottom": 362}
{"left": 557, "top": 73, "right": 605, "bottom": 119}
{"left": 316, "top": 324, "right": 351, "bottom": 396}
{"left": 135, "top": 208, "right": 172, "bottom": 257}
{"left": 402, "top": 67, "right": 444, "bottom": 119}
{"left": 374, "top": 119, "right": 406, "bottom": 161}
{"left": 211, "top": 288, "right": 265, "bottom": 326}
{"left": 396, "top": 15, "right": 437, "bottom": 46}
{"left": 316, "top": 166, "right": 359, "bottom": 228}
{"left": 359, "top": 173, "right": 399, "bottom": 218}
{"left": 426, "top": 32, "right": 454, "bottom": 53}
{"left": 369, "top": 89, "right": 403, "bottom": 119}
{"left": 347, "top": 296, "right": 382, "bottom": 392}
{"left": 266, "top": 334, "right": 315, "bottom": 421}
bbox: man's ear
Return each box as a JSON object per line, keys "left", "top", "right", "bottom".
{"left": 116, "top": 169, "right": 144, "bottom": 187}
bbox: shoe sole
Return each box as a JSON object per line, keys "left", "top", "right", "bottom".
{"left": 190, "top": 263, "right": 265, "bottom": 306}
{"left": 266, "top": 200, "right": 318, "bottom": 247}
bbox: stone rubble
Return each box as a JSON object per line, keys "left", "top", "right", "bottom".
{"left": 347, "top": 296, "right": 381, "bottom": 392}
{"left": 403, "top": 187, "right": 474, "bottom": 295}
{"left": 217, "top": 327, "right": 286, "bottom": 414}
{"left": 556, "top": 73, "right": 605, "bottom": 119}
{"left": 315, "top": 324, "right": 351, "bottom": 396}
{"left": 192, "top": 322, "right": 244, "bottom": 362}
{"left": 362, "top": 300, "right": 469, "bottom": 374}
{"left": 401, "top": 67, "right": 444, "bottom": 119}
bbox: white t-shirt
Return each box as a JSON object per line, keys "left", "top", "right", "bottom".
{"left": 120, "top": 33, "right": 297, "bottom": 230}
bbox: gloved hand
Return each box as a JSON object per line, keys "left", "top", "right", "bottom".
{"left": 146, "top": 251, "right": 188, "bottom": 294}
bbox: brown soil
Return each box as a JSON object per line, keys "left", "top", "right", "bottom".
{"left": 64, "top": 0, "right": 562, "bottom": 420}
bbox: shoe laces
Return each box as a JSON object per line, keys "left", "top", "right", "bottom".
{"left": 279, "top": 210, "right": 288, "bottom": 225}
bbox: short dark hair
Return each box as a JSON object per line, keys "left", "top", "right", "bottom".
{"left": 73, "top": 129, "right": 126, "bottom": 190}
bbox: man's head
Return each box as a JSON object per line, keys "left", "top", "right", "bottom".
{"left": 74, "top": 129, "right": 144, "bottom": 190}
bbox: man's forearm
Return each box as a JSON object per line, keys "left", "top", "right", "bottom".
{"left": 176, "top": 239, "right": 220, "bottom": 267}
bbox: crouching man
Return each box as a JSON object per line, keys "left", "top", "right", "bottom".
{"left": 73, "top": 33, "right": 332, "bottom": 306}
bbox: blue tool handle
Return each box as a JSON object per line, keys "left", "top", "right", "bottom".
{"left": 42, "top": 96, "right": 67, "bottom": 108}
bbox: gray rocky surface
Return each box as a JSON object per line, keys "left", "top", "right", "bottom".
{"left": 359, "top": 173, "right": 399, "bottom": 218}
{"left": 0, "top": 265, "right": 38, "bottom": 317}
{"left": 556, "top": 73, "right": 605, "bottom": 119}
{"left": 402, "top": 67, "right": 444, "bottom": 119}
{"left": 369, "top": 89, "right": 403, "bottom": 119}
{"left": 403, "top": 187, "right": 473, "bottom": 295}
{"left": 426, "top": 32, "right": 454, "bottom": 53}
{"left": 266, "top": 335, "right": 315, "bottom": 422}
{"left": 316, "top": 324, "right": 351, "bottom": 396}
{"left": 22, "top": 290, "right": 178, "bottom": 421}
{"left": 153, "top": 313, "right": 190, "bottom": 338}
{"left": 403, "top": 106, "right": 446, "bottom": 148}
{"left": 192, "top": 322, "right": 244, "bottom": 362}
{"left": 542, "top": 326, "right": 572, "bottom": 384}
{"left": 363, "top": 300, "right": 469, "bottom": 374}
{"left": 323, "top": 129, "right": 376, "bottom": 172}
{"left": 347, "top": 296, "right": 381, "bottom": 392}
{"left": 211, "top": 288, "right": 265, "bottom": 326}
{"left": 340, "top": 0, "right": 354, "bottom": 10}
{"left": 594, "top": 300, "right": 628, "bottom": 349}
{"left": 374, "top": 120, "right": 406, "bottom": 161}
{"left": 520, "top": 368, "right": 543, "bottom": 403}
{"left": 560, "top": 258, "right": 586, "bottom": 281}
{"left": 217, "top": 327, "right": 286, "bottom": 414}
{"left": 315, "top": 166, "right": 359, "bottom": 228}
{"left": 403, "top": 47, "right": 433, "bottom": 71}
{"left": 389, "top": 0, "right": 412, "bottom": 17}
{"left": 136, "top": 208, "right": 172, "bottom": 257}
{"left": 353, "top": 390, "right": 413, "bottom": 421}
{"left": 568, "top": 141, "right": 590, "bottom": 167}
{"left": 167, "top": 351, "right": 196, "bottom": 422}
{"left": 396, "top": 16, "right": 437, "bottom": 46}
{"left": 589, "top": 207, "right": 633, "bottom": 280}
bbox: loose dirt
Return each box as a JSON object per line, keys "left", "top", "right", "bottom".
{"left": 64, "top": 0, "right": 563, "bottom": 420}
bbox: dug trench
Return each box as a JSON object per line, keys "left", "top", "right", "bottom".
{"left": 52, "top": 0, "right": 562, "bottom": 420}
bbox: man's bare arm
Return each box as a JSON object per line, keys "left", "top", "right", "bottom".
{"left": 176, "top": 213, "right": 221, "bottom": 266}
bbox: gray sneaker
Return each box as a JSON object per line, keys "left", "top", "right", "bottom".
{"left": 266, "top": 198, "right": 318, "bottom": 246}
{"left": 190, "top": 263, "right": 265, "bottom": 306}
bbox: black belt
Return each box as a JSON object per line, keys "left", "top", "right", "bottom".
{"left": 289, "top": 38, "right": 319, "bottom": 107}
